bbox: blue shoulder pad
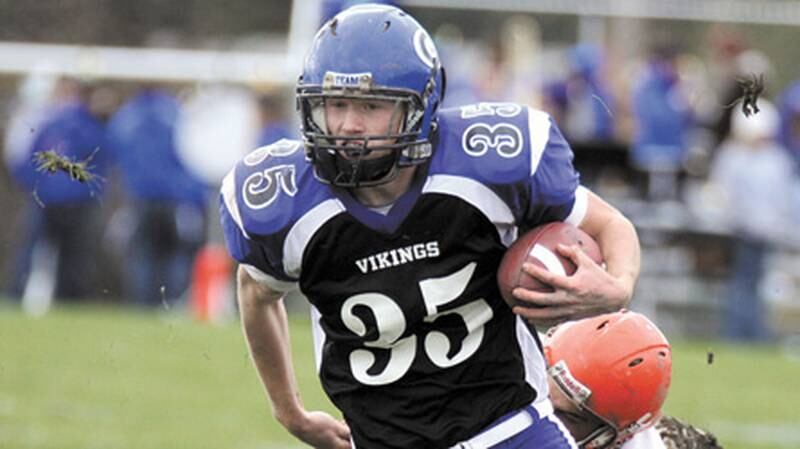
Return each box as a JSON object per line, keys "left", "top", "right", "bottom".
{"left": 430, "top": 103, "right": 580, "bottom": 225}
{"left": 219, "top": 139, "right": 337, "bottom": 284}
{"left": 432, "top": 103, "right": 555, "bottom": 183}
{"left": 229, "top": 139, "right": 330, "bottom": 235}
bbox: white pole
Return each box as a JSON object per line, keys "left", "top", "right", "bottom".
{"left": 286, "top": 0, "right": 324, "bottom": 79}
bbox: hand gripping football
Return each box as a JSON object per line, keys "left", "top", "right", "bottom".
{"left": 497, "top": 222, "right": 604, "bottom": 307}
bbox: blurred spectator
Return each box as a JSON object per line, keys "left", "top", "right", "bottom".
{"left": 543, "top": 43, "right": 615, "bottom": 143}
{"left": 712, "top": 50, "right": 772, "bottom": 151}
{"left": 705, "top": 25, "right": 747, "bottom": 149}
{"left": 4, "top": 77, "right": 111, "bottom": 303}
{"left": 256, "top": 92, "right": 294, "bottom": 146}
{"left": 173, "top": 84, "right": 260, "bottom": 186}
{"left": 106, "top": 87, "right": 208, "bottom": 307}
{"left": 3, "top": 72, "right": 58, "bottom": 305}
{"left": 777, "top": 80, "right": 800, "bottom": 169}
{"left": 708, "top": 101, "right": 794, "bottom": 342}
{"left": 630, "top": 47, "right": 694, "bottom": 200}
{"left": 474, "top": 35, "right": 512, "bottom": 102}
{"left": 434, "top": 24, "right": 481, "bottom": 108}
{"left": 4, "top": 72, "right": 59, "bottom": 173}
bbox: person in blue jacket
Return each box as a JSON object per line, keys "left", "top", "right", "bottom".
{"left": 543, "top": 43, "right": 615, "bottom": 143}
{"left": 630, "top": 47, "right": 694, "bottom": 200}
{"left": 5, "top": 77, "right": 110, "bottom": 302}
{"left": 106, "top": 86, "right": 208, "bottom": 307}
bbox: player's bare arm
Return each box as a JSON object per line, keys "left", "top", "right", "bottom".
{"left": 513, "top": 190, "right": 640, "bottom": 324}
{"left": 237, "top": 266, "right": 351, "bottom": 449}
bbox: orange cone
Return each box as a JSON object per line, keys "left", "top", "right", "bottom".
{"left": 191, "top": 244, "right": 233, "bottom": 322}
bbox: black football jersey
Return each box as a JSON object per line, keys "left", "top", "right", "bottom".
{"left": 220, "top": 103, "right": 587, "bottom": 448}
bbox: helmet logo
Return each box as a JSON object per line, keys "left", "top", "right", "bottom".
{"left": 550, "top": 360, "right": 592, "bottom": 404}
{"left": 461, "top": 122, "right": 523, "bottom": 158}
{"left": 323, "top": 71, "right": 373, "bottom": 91}
{"left": 413, "top": 29, "right": 438, "bottom": 69}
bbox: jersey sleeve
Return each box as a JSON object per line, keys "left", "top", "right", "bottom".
{"left": 219, "top": 166, "right": 299, "bottom": 292}
{"left": 431, "top": 104, "right": 588, "bottom": 232}
{"left": 522, "top": 110, "right": 587, "bottom": 229}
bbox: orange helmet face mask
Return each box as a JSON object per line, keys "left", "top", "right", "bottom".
{"left": 544, "top": 310, "right": 672, "bottom": 449}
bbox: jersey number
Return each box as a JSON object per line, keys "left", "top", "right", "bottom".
{"left": 462, "top": 123, "right": 524, "bottom": 158}
{"left": 340, "top": 263, "right": 493, "bottom": 386}
{"left": 242, "top": 164, "right": 298, "bottom": 210}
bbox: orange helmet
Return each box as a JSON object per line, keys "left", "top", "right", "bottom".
{"left": 544, "top": 310, "right": 672, "bottom": 449}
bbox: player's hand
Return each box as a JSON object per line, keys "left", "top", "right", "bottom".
{"left": 284, "top": 410, "right": 352, "bottom": 449}
{"left": 511, "top": 243, "right": 630, "bottom": 326}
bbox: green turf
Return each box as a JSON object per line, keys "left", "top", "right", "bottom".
{"left": 665, "top": 340, "right": 800, "bottom": 449}
{"left": 1, "top": 305, "right": 798, "bottom": 449}
{"left": 0, "top": 304, "right": 335, "bottom": 449}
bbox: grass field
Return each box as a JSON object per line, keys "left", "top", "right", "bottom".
{"left": 1, "top": 304, "right": 798, "bottom": 449}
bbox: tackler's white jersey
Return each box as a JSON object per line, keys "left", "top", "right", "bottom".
{"left": 621, "top": 427, "right": 668, "bottom": 449}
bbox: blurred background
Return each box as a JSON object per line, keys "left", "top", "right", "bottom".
{"left": 1, "top": 1, "right": 799, "bottom": 448}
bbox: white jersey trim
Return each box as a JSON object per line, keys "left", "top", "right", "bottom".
{"left": 451, "top": 406, "right": 534, "bottom": 449}
{"left": 241, "top": 264, "right": 298, "bottom": 292}
{"left": 283, "top": 198, "right": 346, "bottom": 279}
{"left": 221, "top": 168, "right": 249, "bottom": 239}
{"left": 515, "top": 316, "right": 550, "bottom": 411}
{"left": 423, "top": 174, "right": 519, "bottom": 247}
{"left": 564, "top": 185, "right": 589, "bottom": 227}
{"left": 527, "top": 108, "right": 552, "bottom": 176}
{"left": 310, "top": 305, "right": 325, "bottom": 374}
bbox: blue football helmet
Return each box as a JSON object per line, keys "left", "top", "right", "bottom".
{"left": 297, "top": 4, "right": 445, "bottom": 187}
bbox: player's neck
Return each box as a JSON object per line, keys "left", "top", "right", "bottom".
{"left": 351, "top": 166, "right": 417, "bottom": 207}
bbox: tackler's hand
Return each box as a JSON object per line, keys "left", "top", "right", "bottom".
{"left": 511, "top": 243, "right": 629, "bottom": 327}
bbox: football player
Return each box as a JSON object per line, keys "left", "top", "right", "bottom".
{"left": 219, "top": 4, "right": 640, "bottom": 448}
{"left": 546, "top": 310, "right": 673, "bottom": 449}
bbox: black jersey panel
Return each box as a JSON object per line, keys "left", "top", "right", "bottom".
{"left": 299, "top": 193, "right": 536, "bottom": 448}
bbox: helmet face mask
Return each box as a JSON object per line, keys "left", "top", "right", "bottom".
{"left": 296, "top": 4, "right": 443, "bottom": 188}
{"left": 298, "top": 89, "right": 419, "bottom": 187}
{"left": 549, "top": 360, "right": 619, "bottom": 449}
{"left": 580, "top": 423, "right": 617, "bottom": 449}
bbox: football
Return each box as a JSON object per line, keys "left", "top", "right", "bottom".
{"left": 497, "top": 222, "right": 604, "bottom": 307}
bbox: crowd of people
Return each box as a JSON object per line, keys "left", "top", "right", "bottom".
{"left": 1, "top": 76, "right": 292, "bottom": 310}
